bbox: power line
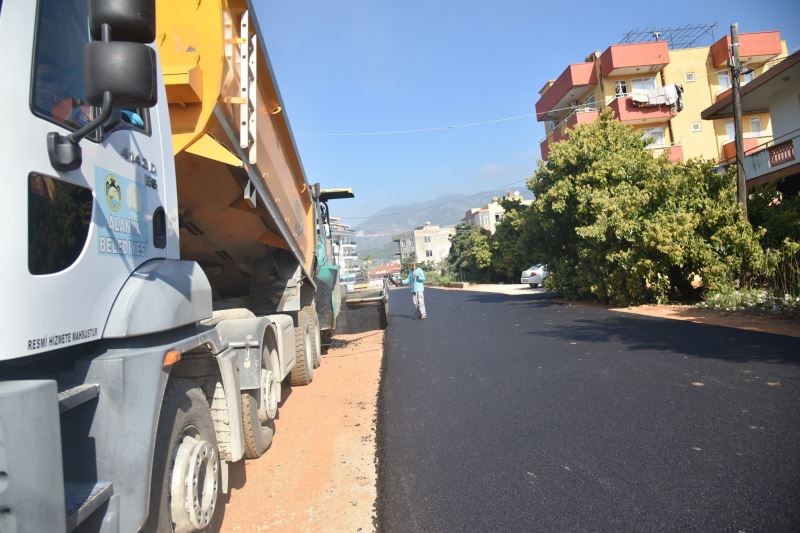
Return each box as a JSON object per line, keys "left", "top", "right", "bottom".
{"left": 297, "top": 113, "right": 539, "bottom": 137}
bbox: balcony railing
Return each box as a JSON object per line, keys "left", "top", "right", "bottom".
{"left": 609, "top": 96, "right": 674, "bottom": 123}
{"left": 740, "top": 130, "right": 800, "bottom": 185}
{"left": 535, "top": 63, "right": 597, "bottom": 120}
{"left": 769, "top": 140, "right": 795, "bottom": 167}
{"left": 648, "top": 144, "right": 684, "bottom": 163}
{"left": 710, "top": 31, "right": 782, "bottom": 68}
{"left": 600, "top": 41, "right": 670, "bottom": 77}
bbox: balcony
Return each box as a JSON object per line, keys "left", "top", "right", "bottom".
{"left": 600, "top": 41, "right": 669, "bottom": 77}
{"left": 539, "top": 109, "right": 599, "bottom": 160}
{"left": 721, "top": 135, "right": 771, "bottom": 162}
{"left": 710, "top": 31, "right": 782, "bottom": 68}
{"left": 648, "top": 144, "right": 684, "bottom": 163}
{"left": 535, "top": 63, "right": 597, "bottom": 121}
{"left": 609, "top": 96, "right": 674, "bottom": 124}
{"left": 743, "top": 134, "right": 799, "bottom": 186}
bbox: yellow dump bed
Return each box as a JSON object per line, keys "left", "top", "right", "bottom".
{"left": 156, "top": 0, "right": 315, "bottom": 299}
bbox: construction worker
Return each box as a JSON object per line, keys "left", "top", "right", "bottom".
{"left": 401, "top": 262, "right": 427, "bottom": 319}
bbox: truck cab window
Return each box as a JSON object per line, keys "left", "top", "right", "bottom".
{"left": 28, "top": 173, "right": 92, "bottom": 275}
{"left": 30, "top": 0, "right": 91, "bottom": 132}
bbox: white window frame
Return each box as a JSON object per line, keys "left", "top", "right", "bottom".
{"left": 691, "top": 121, "right": 702, "bottom": 132}
{"left": 717, "top": 71, "right": 731, "bottom": 92}
{"left": 749, "top": 116, "right": 763, "bottom": 136}
{"left": 614, "top": 80, "right": 628, "bottom": 98}
{"left": 742, "top": 69, "right": 755, "bottom": 85}
{"left": 684, "top": 71, "right": 696, "bottom": 82}
{"left": 423, "top": 235, "right": 432, "bottom": 243}
{"left": 631, "top": 77, "right": 657, "bottom": 93}
{"left": 725, "top": 120, "right": 735, "bottom": 141}
{"left": 583, "top": 93, "right": 596, "bottom": 109}
{"left": 641, "top": 126, "right": 665, "bottom": 148}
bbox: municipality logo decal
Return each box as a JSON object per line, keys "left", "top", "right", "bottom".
{"left": 105, "top": 175, "right": 122, "bottom": 212}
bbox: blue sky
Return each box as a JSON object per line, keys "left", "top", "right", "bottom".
{"left": 255, "top": 0, "right": 800, "bottom": 223}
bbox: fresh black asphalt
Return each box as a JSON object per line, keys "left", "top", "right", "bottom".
{"left": 376, "top": 288, "right": 800, "bottom": 532}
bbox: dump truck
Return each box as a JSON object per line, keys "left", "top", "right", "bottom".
{"left": 0, "top": 0, "right": 381, "bottom": 531}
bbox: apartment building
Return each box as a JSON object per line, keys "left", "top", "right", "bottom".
{"left": 536, "top": 29, "right": 788, "bottom": 164}
{"left": 702, "top": 50, "right": 800, "bottom": 187}
{"left": 329, "top": 216, "right": 360, "bottom": 284}
{"left": 393, "top": 222, "right": 456, "bottom": 264}
{"left": 463, "top": 191, "right": 532, "bottom": 234}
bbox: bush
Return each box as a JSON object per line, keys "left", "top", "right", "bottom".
{"left": 699, "top": 286, "right": 800, "bottom": 318}
{"left": 527, "top": 110, "right": 764, "bottom": 306}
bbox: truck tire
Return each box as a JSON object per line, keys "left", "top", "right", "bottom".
{"left": 144, "top": 379, "right": 222, "bottom": 533}
{"left": 289, "top": 308, "right": 314, "bottom": 386}
{"left": 241, "top": 338, "right": 279, "bottom": 458}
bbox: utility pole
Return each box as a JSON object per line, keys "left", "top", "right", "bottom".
{"left": 729, "top": 22, "right": 748, "bottom": 220}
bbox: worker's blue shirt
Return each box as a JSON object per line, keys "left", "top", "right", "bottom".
{"left": 402, "top": 268, "right": 425, "bottom": 292}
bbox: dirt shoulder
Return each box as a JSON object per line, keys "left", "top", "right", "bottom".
{"left": 220, "top": 330, "right": 384, "bottom": 533}
{"left": 442, "top": 283, "right": 799, "bottom": 338}
{"left": 610, "top": 304, "right": 800, "bottom": 338}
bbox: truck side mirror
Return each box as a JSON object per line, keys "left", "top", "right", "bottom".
{"left": 47, "top": 0, "right": 157, "bottom": 172}
{"left": 84, "top": 42, "right": 157, "bottom": 108}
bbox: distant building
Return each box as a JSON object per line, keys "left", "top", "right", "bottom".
{"left": 329, "top": 217, "right": 359, "bottom": 284}
{"left": 702, "top": 50, "right": 800, "bottom": 188}
{"left": 369, "top": 261, "right": 401, "bottom": 279}
{"left": 463, "top": 191, "right": 531, "bottom": 234}
{"left": 393, "top": 222, "right": 456, "bottom": 264}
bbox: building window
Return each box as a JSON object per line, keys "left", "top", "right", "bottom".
{"left": 749, "top": 116, "right": 763, "bottom": 136}
{"left": 583, "top": 93, "right": 596, "bottom": 109}
{"left": 641, "top": 127, "right": 665, "bottom": 147}
{"left": 725, "top": 121, "right": 735, "bottom": 141}
{"left": 424, "top": 235, "right": 432, "bottom": 243}
{"left": 742, "top": 69, "right": 755, "bottom": 85}
{"left": 631, "top": 77, "right": 657, "bottom": 93}
{"left": 425, "top": 250, "right": 433, "bottom": 258}
{"left": 718, "top": 71, "right": 731, "bottom": 91}
{"left": 495, "top": 214, "right": 501, "bottom": 222}
{"left": 685, "top": 72, "right": 696, "bottom": 82}
{"left": 691, "top": 122, "right": 702, "bottom": 132}
{"left": 614, "top": 80, "right": 627, "bottom": 98}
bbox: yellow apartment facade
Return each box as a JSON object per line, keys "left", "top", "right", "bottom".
{"left": 536, "top": 31, "right": 788, "bottom": 163}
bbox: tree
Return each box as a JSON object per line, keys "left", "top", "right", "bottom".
{"left": 490, "top": 197, "right": 540, "bottom": 281}
{"left": 527, "top": 110, "right": 762, "bottom": 305}
{"left": 447, "top": 222, "right": 492, "bottom": 280}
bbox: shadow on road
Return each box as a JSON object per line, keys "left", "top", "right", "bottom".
{"left": 436, "top": 289, "right": 799, "bottom": 365}
{"left": 535, "top": 312, "right": 800, "bottom": 365}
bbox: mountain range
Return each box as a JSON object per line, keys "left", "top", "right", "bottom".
{"left": 350, "top": 187, "right": 533, "bottom": 261}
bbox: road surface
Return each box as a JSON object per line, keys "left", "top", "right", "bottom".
{"left": 377, "top": 288, "right": 800, "bottom": 532}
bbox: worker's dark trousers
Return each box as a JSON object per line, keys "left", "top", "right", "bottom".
{"left": 412, "top": 291, "right": 427, "bottom": 318}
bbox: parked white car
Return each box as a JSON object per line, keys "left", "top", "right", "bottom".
{"left": 521, "top": 264, "right": 548, "bottom": 288}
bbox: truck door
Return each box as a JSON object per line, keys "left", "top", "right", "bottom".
{"left": 0, "top": 0, "right": 174, "bottom": 361}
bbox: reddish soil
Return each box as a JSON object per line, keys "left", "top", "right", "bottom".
{"left": 219, "top": 331, "right": 384, "bottom": 532}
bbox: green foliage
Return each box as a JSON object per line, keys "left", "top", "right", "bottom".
{"left": 490, "top": 198, "right": 540, "bottom": 280}
{"left": 447, "top": 222, "right": 492, "bottom": 280}
{"left": 400, "top": 256, "right": 436, "bottom": 276}
{"left": 526, "top": 110, "right": 764, "bottom": 306}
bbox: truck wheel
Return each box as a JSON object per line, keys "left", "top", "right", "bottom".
{"left": 289, "top": 309, "right": 314, "bottom": 386}
{"left": 144, "top": 379, "right": 222, "bottom": 533}
{"left": 241, "top": 355, "right": 278, "bottom": 458}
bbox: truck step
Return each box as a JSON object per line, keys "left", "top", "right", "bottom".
{"left": 65, "top": 481, "right": 113, "bottom": 531}
{"left": 58, "top": 384, "right": 100, "bottom": 413}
